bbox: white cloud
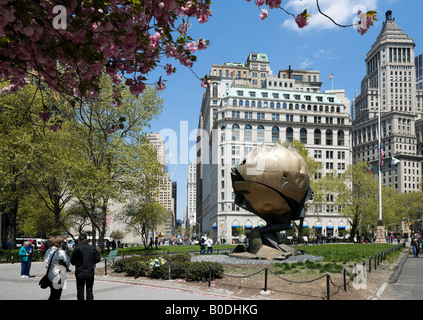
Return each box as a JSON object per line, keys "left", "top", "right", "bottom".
{"left": 299, "top": 58, "right": 313, "bottom": 69}
{"left": 280, "top": 0, "right": 380, "bottom": 32}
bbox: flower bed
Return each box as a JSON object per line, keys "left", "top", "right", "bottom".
{"left": 111, "top": 253, "right": 223, "bottom": 282}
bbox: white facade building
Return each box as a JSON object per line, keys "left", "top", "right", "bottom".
{"left": 197, "top": 53, "right": 352, "bottom": 244}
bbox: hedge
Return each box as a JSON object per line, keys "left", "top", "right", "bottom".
{"left": 111, "top": 253, "right": 224, "bottom": 282}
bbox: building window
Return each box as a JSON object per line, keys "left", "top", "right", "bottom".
{"left": 314, "top": 129, "right": 321, "bottom": 145}
{"left": 300, "top": 128, "right": 307, "bottom": 143}
{"left": 245, "top": 125, "right": 252, "bottom": 141}
{"left": 257, "top": 125, "right": 264, "bottom": 143}
{"left": 272, "top": 126, "right": 279, "bottom": 142}
{"left": 232, "top": 124, "right": 240, "bottom": 141}
{"left": 286, "top": 127, "right": 293, "bottom": 142}
{"left": 337, "top": 130, "right": 345, "bottom": 146}
{"left": 326, "top": 129, "right": 333, "bottom": 145}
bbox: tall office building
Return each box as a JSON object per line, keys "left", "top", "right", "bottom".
{"left": 353, "top": 11, "right": 423, "bottom": 193}
{"left": 147, "top": 133, "right": 175, "bottom": 238}
{"left": 416, "top": 53, "right": 423, "bottom": 90}
{"left": 186, "top": 162, "right": 197, "bottom": 230}
{"left": 197, "top": 53, "right": 352, "bottom": 243}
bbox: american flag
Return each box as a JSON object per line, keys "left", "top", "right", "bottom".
{"left": 380, "top": 146, "right": 385, "bottom": 166}
{"left": 329, "top": 73, "right": 333, "bottom": 79}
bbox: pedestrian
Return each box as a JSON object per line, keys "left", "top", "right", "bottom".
{"left": 412, "top": 233, "right": 421, "bottom": 258}
{"left": 111, "top": 239, "right": 116, "bottom": 251}
{"left": 26, "top": 239, "right": 34, "bottom": 277}
{"left": 148, "top": 237, "right": 154, "bottom": 249}
{"left": 353, "top": 235, "right": 358, "bottom": 244}
{"left": 70, "top": 233, "right": 101, "bottom": 300}
{"left": 19, "top": 241, "right": 30, "bottom": 278}
{"left": 155, "top": 236, "right": 158, "bottom": 249}
{"left": 44, "top": 236, "right": 70, "bottom": 300}
{"left": 106, "top": 239, "right": 111, "bottom": 253}
{"left": 206, "top": 236, "right": 213, "bottom": 254}
{"left": 200, "top": 234, "right": 206, "bottom": 254}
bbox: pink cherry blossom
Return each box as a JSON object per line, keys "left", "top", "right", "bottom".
{"left": 267, "top": 0, "right": 282, "bottom": 9}
{"left": 38, "top": 111, "right": 52, "bottom": 123}
{"left": 295, "top": 10, "right": 310, "bottom": 28}
{"left": 260, "top": 9, "right": 268, "bottom": 20}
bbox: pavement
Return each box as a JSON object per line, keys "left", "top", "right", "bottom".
{"left": 0, "top": 260, "right": 238, "bottom": 301}
{"left": 1, "top": 248, "right": 422, "bottom": 301}
{"left": 379, "top": 250, "right": 423, "bottom": 300}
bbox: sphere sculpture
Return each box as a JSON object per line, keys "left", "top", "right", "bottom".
{"left": 230, "top": 144, "right": 312, "bottom": 260}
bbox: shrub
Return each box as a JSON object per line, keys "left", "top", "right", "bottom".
{"left": 185, "top": 262, "right": 224, "bottom": 282}
{"left": 112, "top": 254, "right": 224, "bottom": 282}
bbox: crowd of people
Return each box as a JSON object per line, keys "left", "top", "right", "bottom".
{"left": 19, "top": 233, "right": 101, "bottom": 300}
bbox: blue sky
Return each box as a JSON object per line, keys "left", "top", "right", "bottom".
{"left": 147, "top": 0, "right": 423, "bottom": 221}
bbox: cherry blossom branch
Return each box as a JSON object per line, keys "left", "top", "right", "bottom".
{"left": 315, "top": 0, "right": 353, "bottom": 28}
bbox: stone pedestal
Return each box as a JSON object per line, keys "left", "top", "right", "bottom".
{"left": 229, "top": 226, "right": 300, "bottom": 260}
{"left": 375, "top": 220, "right": 386, "bottom": 244}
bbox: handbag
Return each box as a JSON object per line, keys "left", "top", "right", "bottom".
{"left": 39, "top": 250, "right": 57, "bottom": 289}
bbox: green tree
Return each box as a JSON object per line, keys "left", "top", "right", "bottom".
{"left": 279, "top": 139, "right": 321, "bottom": 237}
{"left": 0, "top": 82, "right": 47, "bottom": 248}
{"left": 66, "top": 75, "right": 164, "bottom": 252}
{"left": 120, "top": 201, "right": 167, "bottom": 248}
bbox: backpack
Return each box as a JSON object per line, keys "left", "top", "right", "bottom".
{"left": 200, "top": 237, "right": 205, "bottom": 245}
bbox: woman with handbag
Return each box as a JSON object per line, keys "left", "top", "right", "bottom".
{"left": 44, "top": 236, "right": 70, "bottom": 300}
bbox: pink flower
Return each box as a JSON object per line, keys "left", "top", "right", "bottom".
{"left": 156, "top": 81, "right": 166, "bottom": 90}
{"left": 295, "top": 10, "right": 310, "bottom": 28}
{"left": 49, "top": 124, "right": 60, "bottom": 132}
{"left": 259, "top": 9, "right": 268, "bottom": 20}
{"left": 267, "top": 0, "right": 282, "bottom": 9}
{"left": 38, "top": 111, "right": 51, "bottom": 123}
{"left": 200, "top": 78, "right": 211, "bottom": 88}
{"left": 164, "top": 63, "right": 175, "bottom": 75}
{"left": 256, "top": 0, "right": 265, "bottom": 6}
{"left": 356, "top": 11, "right": 377, "bottom": 35}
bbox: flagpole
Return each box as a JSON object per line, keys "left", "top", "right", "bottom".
{"left": 376, "top": 57, "right": 386, "bottom": 243}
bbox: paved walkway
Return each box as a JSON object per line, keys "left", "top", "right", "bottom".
{"left": 380, "top": 252, "right": 423, "bottom": 300}
{"left": 0, "top": 261, "right": 236, "bottom": 300}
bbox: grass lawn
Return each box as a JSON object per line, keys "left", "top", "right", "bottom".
{"left": 107, "top": 244, "right": 236, "bottom": 257}
{"left": 296, "top": 243, "right": 401, "bottom": 263}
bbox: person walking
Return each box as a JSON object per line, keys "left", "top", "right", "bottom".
{"left": 200, "top": 234, "right": 206, "bottom": 254}
{"left": 206, "top": 236, "right": 213, "bottom": 254}
{"left": 44, "top": 236, "right": 70, "bottom": 300}
{"left": 26, "top": 239, "right": 34, "bottom": 277}
{"left": 19, "top": 241, "right": 30, "bottom": 278}
{"left": 412, "top": 233, "right": 421, "bottom": 258}
{"left": 70, "top": 233, "right": 101, "bottom": 300}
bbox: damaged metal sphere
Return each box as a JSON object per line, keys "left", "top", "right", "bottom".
{"left": 231, "top": 144, "right": 312, "bottom": 226}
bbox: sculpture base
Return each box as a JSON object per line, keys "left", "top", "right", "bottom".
{"left": 229, "top": 226, "right": 302, "bottom": 261}
{"left": 375, "top": 224, "right": 387, "bottom": 243}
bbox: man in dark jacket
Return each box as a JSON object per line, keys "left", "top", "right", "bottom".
{"left": 70, "top": 233, "right": 101, "bottom": 300}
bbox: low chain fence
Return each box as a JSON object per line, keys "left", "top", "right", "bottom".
{"left": 205, "top": 242, "right": 405, "bottom": 300}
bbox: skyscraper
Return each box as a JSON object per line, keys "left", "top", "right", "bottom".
{"left": 353, "top": 11, "right": 423, "bottom": 193}
{"left": 147, "top": 133, "right": 175, "bottom": 238}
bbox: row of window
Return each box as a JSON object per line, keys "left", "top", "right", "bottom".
{"left": 234, "top": 90, "right": 333, "bottom": 103}
{"left": 221, "top": 125, "right": 346, "bottom": 145}
{"left": 230, "top": 100, "right": 341, "bottom": 112}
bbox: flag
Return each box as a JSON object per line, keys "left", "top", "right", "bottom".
{"left": 329, "top": 73, "right": 333, "bottom": 79}
{"left": 367, "top": 161, "right": 371, "bottom": 175}
{"left": 380, "top": 146, "right": 385, "bottom": 166}
{"left": 391, "top": 156, "right": 401, "bottom": 165}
